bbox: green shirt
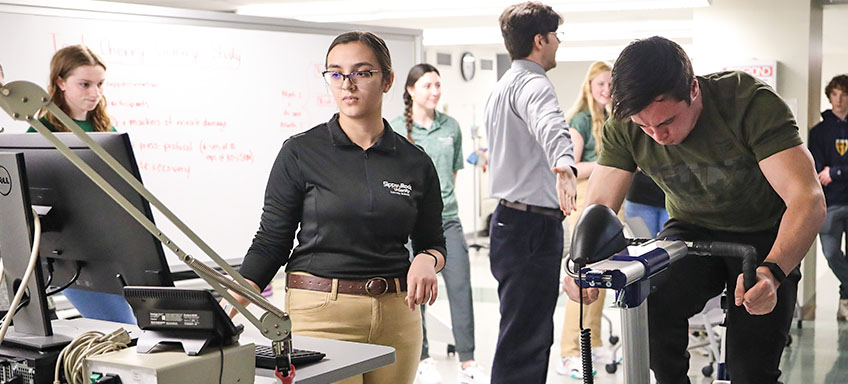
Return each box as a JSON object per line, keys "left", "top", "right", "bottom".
{"left": 390, "top": 111, "right": 464, "bottom": 219}
{"left": 569, "top": 108, "right": 608, "bottom": 162}
{"left": 27, "top": 117, "right": 116, "bottom": 133}
{"left": 599, "top": 71, "right": 802, "bottom": 232}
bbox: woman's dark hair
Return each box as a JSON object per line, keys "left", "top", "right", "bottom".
{"left": 825, "top": 74, "right": 848, "bottom": 98}
{"left": 611, "top": 36, "right": 694, "bottom": 121}
{"left": 402, "top": 63, "right": 440, "bottom": 144}
{"left": 325, "top": 31, "right": 392, "bottom": 85}
{"left": 498, "top": 1, "right": 561, "bottom": 60}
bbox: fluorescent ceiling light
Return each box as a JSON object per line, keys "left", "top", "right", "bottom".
{"left": 236, "top": 0, "right": 710, "bottom": 22}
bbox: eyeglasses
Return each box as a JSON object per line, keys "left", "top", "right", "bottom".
{"left": 322, "top": 70, "right": 382, "bottom": 87}
{"left": 549, "top": 31, "right": 565, "bottom": 43}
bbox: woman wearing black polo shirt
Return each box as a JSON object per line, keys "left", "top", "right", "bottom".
{"left": 233, "top": 31, "right": 446, "bottom": 384}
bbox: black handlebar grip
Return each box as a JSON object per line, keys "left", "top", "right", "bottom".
{"left": 691, "top": 241, "right": 758, "bottom": 291}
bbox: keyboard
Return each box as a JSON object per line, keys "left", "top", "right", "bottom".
{"left": 255, "top": 344, "right": 326, "bottom": 369}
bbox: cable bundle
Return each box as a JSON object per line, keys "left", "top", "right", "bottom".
{"left": 53, "top": 328, "right": 131, "bottom": 384}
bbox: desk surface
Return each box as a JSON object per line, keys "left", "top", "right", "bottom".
{"left": 248, "top": 335, "right": 395, "bottom": 384}
{"left": 48, "top": 318, "right": 395, "bottom": 384}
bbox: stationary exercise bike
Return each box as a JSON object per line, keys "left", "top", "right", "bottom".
{"left": 564, "top": 205, "right": 757, "bottom": 384}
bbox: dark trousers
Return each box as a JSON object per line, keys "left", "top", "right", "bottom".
{"left": 489, "top": 204, "right": 563, "bottom": 383}
{"left": 650, "top": 219, "right": 799, "bottom": 384}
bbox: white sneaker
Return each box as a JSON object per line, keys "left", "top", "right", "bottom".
{"left": 458, "top": 362, "right": 490, "bottom": 384}
{"left": 416, "top": 358, "right": 442, "bottom": 384}
{"left": 592, "top": 346, "right": 611, "bottom": 363}
{"left": 556, "top": 356, "right": 596, "bottom": 379}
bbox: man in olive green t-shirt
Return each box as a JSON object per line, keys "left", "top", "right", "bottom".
{"left": 563, "top": 37, "right": 825, "bottom": 383}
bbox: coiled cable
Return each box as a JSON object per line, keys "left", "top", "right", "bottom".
{"left": 53, "top": 328, "right": 131, "bottom": 384}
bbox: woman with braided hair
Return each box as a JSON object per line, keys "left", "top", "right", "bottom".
{"left": 390, "top": 64, "right": 488, "bottom": 384}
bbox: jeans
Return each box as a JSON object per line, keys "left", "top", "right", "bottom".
{"left": 819, "top": 205, "right": 848, "bottom": 299}
{"left": 489, "top": 204, "right": 562, "bottom": 383}
{"left": 624, "top": 200, "right": 669, "bottom": 237}
{"left": 418, "top": 218, "right": 476, "bottom": 362}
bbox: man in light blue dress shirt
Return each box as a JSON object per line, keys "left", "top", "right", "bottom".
{"left": 484, "top": 2, "right": 577, "bottom": 382}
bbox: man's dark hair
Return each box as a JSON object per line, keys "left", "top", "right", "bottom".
{"left": 825, "top": 74, "right": 848, "bottom": 98}
{"left": 611, "top": 36, "right": 694, "bottom": 120}
{"left": 498, "top": 2, "right": 561, "bottom": 60}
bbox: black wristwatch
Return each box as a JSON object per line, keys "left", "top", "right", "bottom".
{"left": 760, "top": 261, "right": 786, "bottom": 284}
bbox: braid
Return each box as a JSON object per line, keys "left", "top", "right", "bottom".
{"left": 403, "top": 91, "right": 415, "bottom": 144}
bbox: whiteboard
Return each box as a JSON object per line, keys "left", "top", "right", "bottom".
{"left": 0, "top": 0, "right": 422, "bottom": 268}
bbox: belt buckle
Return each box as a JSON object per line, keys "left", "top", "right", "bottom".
{"left": 365, "top": 277, "right": 389, "bottom": 297}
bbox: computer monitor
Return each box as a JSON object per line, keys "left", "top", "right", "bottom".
{"left": 0, "top": 133, "right": 174, "bottom": 348}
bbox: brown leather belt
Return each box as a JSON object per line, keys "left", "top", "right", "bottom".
{"left": 499, "top": 199, "right": 565, "bottom": 220}
{"left": 286, "top": 274, "right": 407, "bottom": 297}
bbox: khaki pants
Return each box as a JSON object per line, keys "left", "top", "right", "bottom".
{"left": 286, "top": 274, "right": 422, "bottom": 384}
{"left": 561, "top": 290, "right": 606, "bottom": 357}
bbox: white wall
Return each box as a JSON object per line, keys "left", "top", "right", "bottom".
{"left": 821, "top": 5, "right": 848, "bottom": 113}
{"left": 691, "top": 0, "right": 823, "bottom": 133}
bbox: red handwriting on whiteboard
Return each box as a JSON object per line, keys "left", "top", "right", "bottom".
{"left": 106, "top": 81, "right": 160, "bottom": 89}
{"left": 109, "top": 99, "right": 150, "bottom": 109}
{"left": 137, "top": 160, "right": 191, "bottom": 179}
{"left": 317, "top": 94, "right": 333, "bottom": 107}
{"left": 131, "top": 141, "right": 194, "bottom": 153}
{"left": 199, "top": 141, "right": 254, "bottom": 164}
{"left": 50, "top": 33, "right": 243, "bottom": 69}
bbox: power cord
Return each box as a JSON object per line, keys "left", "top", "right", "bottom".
{"left": 45, "top": 262, "right": 81, "bottom": 297}
{"left": 0, "top": 208, "right": 42, "bottom": 344}
{"left": 578, "top": 268, "right": 594, "bottom": 384}
{"left": 53, "top": 328, "right": 131, "bottom": 384}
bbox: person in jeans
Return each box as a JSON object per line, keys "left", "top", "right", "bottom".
{"left": 484, "top": 2, "right": 578, "bottom": 382}
{"left": 390, "top": 63, "right": 488, "bottom": 384}
{"left": 563, "top": 36, "right": 825, "bottom": 383}
{"left": 809, "top": 74, "right": 848, "bottom": 320}
{"left": 232, "top": 31, "right": 447, "bottom": 384}
{"left": 624, "top": 170, "right": 668, "bottom": 237}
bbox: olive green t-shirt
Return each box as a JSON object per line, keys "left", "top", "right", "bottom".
{"left": 598, "top": 71, "right": 802, "bottom": 232}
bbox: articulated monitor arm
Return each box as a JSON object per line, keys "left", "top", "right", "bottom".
{"left": 0, "top": 81, "right": 295, "bottom": 380}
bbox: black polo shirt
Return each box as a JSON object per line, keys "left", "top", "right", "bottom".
{"left": 240, "top": 114, "right": 446, "bottom": 287}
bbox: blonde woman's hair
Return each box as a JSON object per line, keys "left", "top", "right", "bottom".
{"left": 565, "top": 61, "right": 612, "bottom": 155}
{"left": 39, "top": 45, "right": 111, "bottom": 132}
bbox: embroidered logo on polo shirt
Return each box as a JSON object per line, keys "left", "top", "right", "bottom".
{"left": 383, "top": 181, "right": 412, "bottom": 197}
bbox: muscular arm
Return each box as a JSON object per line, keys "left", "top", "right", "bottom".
{"left": 759, "top": 144, "right": 825, "bottom": 276}
{"left": 735, "top": 145, "right": 825, "bottom": 315}
{"left": 584, "top": 165, "right": 634, "bottom": 212}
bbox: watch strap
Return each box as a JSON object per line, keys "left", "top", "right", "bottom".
{"left": 760, "top": 261, "right": 786, "bottom": 284}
